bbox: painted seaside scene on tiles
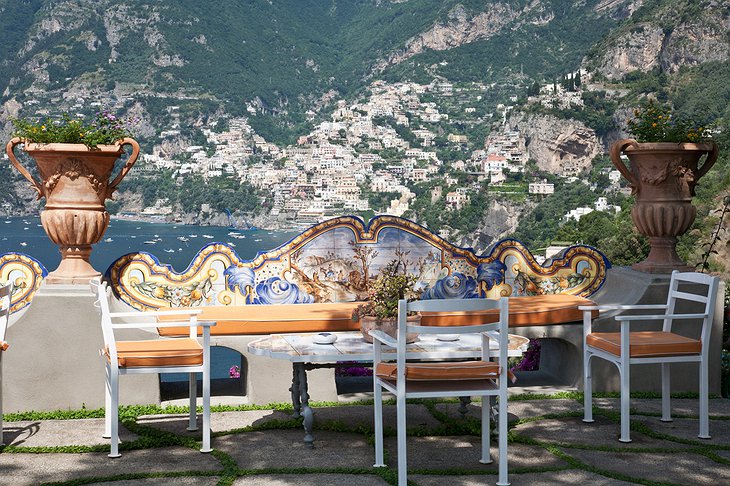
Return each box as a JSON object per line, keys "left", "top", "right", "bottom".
{"left": 107, "top": 216, "right": 609, "bottom": 311}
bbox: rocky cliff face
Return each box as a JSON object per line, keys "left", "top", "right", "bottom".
{"left": 510, "top": 113, "right": 602, "bottom": 175}
{"left": 453, "top": 198, "right": 528, "bottom": 253}
{"left": 591, "top": 3, "right": 730, "bottom": 79}
{"left": 374, "top": 2, "right": 520, "bottom": 71}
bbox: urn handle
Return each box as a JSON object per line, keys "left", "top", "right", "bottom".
{"left": 5, "top": 137, "right": 44, "bottom": 200}
{"left": 609, "top": 138, "right": 640, "bottom": 189}
{"left": 695, "top": 140, "right": 719, "bottom": 180}
{"left": 107, "top": 137, "right": 140, "bottom": 199}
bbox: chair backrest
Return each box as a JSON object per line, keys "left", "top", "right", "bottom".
{"left": 664, "top": 271, "right": 720, "bottom": 349}
{"left": 0, "top": 282, "right": 13, "bottom": 346}
{"left": 0, "top": 282, "right": 11, "bottom": 345}
{"left": 90, "top": 279, "right": 117, "bottom": 364}
{"left": 398, "top": 297, "right": 509, "bottom": 362}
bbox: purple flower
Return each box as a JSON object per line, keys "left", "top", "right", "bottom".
{"left": 335, "top": 361, "right": 373, "bottom": 377}
{"left": 229, "top": 365, "right": 241, "bottom": 378}
{"left": 511, "top": 339, "right": 541, "bottom": 372}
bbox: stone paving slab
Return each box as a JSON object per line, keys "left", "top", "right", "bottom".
{"left": 231, "top": 474, "right": 390, "bottom": 485}
{"left": 564, "top": 448, "right": 730, "bottom": 485}
{"left": 592, "top": 397, "right": 730, "bottom": 417}
{"left": 137, "top": 409, "right": 292, "bottom": 437}
{"left": 433, "top": 398, "right": 583, "bottom": 420}
{"left": 382, "top": 437, "right": 567, "bottom": 470}
{"left": 413, "top": 470, "right": 636, "bottom": 485}
{"left": 0, "top": 447, "right": 223, "bottom": 486}
{"left": 88, "top": 478, "right": 219, "bottom": 486}
{"left": 633, "top": 415, "right": 730, "bottom": 445}
{"left": 313, "top": 403, "right": 441, "bottom": 429}
{"left": 215, "top": 430, "right": 375, "bottom": 470}
{"left": 513, "top": 416, "right": 693, "bottom": 449}
{"left": 2, "top": 418, "right": 137, "bottom": 448}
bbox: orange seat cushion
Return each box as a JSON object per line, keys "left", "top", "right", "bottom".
{"left": 420, "top": 295, "right": 597, "bottom": 328}
{"left": 586, "top": 331, "right": 701, "bottom": 358}
{"left": 158, "top": 302, "right": 361, "bottom": 336}
{"left": 375, "top": 361, "right": 501, "bottom": 381}
{"left": 0, "top": 340, "right": 8, "bottom": 351}
{"left": 105, "top": 338, "right": 203, "bottom": 368}
{"left": 158, "top": 296, "right": 595, "bottom": 337}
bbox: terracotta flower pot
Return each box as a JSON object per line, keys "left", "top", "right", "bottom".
{"left": 610, "top": 139, "right": 718, "bottom": 274}
{"left": 360, "top": 314, "right": 420, "bottom": 343}
{"left": 6, "top": 138, "right": 139, "bottom": 284}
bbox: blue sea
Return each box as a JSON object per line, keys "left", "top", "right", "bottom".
{"left": 0, "top": 216, "right": 297, "bottom": 274}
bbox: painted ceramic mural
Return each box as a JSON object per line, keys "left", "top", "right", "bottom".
{"left": 0, "top": 252, "right": 48, "bottom": 313}
{"left": 107, "top": 215, "right": 611, "bottom": 311}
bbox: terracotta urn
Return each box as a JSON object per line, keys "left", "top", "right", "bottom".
{"left": 610, "top": 139, "right": 717, "bottom": 273}
{"left": 6, "top": 138, "right": 139, "bottom": 284}
{"left": 360, "top": 314, "right": 420, "bottom": 343}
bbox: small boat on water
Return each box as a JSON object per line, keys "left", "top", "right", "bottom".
{"left": 227, "top": 242, "right": 236, "bottom": 247}
{"left": 4, "top": 221, "right": 10, "bottom": 224}
{"left": 189, "top": 234, "right": 198, "bottom": 238}
{"left": 104, "top": 237, "right": 113, "bottom": 242}
{"left": 164, "top": 249, "right": 175, "bottom": 253}
{"left": 177, "top": 236, "right": 189, "bottom": 242}
{"left": 143, "top": 240, "right": 157, "bottom": 245}
{"left": 20, "top": 242, "right": 27, "bottom": 246}
{"left": 254, "top": 238, "right": 262, "bottom": 242}
{"left": 202, "top": 234, "right": 214, "bottom": 239}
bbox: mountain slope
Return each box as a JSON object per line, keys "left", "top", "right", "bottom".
{"left": 0, "top": 0, "right": 635, "bottom": 142}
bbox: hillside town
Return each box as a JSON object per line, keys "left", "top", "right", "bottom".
{"left": 129, "top": 76, "right": 625, "bottom": 230}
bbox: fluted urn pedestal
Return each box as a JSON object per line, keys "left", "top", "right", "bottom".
{"left": 6, "top": 138, "right": 139, "bottom": 284}
{"left": 610, "top": 139, "right": 717, "bottom": 274}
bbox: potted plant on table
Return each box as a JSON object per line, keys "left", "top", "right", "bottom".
{"left": 610, "top": 101, "right": 718, "bottom": 273}
{"left": 352, "top": 260, "right": 420, "bottom": 343}
{"left": 6, "top": 111, "right": 139, "bottom": 284}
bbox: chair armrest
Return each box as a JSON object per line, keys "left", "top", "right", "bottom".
{"left": 615, "top": 313, "right": 707, "bottom": 322}
{"left": 109, "top": 309, "right": 204, "bottom": 318}
{"left": 369, "top": 330, "right": 397, "bottom": 347}
{"left": 111, "top": 320, "right": 216, "bottom": 329}
{"left": 578, "top": 304, "right": 668, "bottom": 312}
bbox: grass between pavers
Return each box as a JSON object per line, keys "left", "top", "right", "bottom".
{"left": 1, "top": 392, "right": 728, "bottom": 486}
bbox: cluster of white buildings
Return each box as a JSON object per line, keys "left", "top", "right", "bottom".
{"left": 563, "top": 197, "right": 621, "bottom": 222}
{"left": 137, "top": 80, "right": 481, "bottom": 223}
{"left": 130, "top": 76, "right": 624, "bottom": 228}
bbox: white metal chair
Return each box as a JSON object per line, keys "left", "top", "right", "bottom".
{"left": 372, "top": 297, "right": 511, "bottom": 486}
{"left": 0, "top": 281, "right": 11, "bottom": 445}
{"left": 91, "top": 280, "right": 215, "bottom": 457}
{"left": 581, "top": 270, "right": 721, "bottom": 442}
